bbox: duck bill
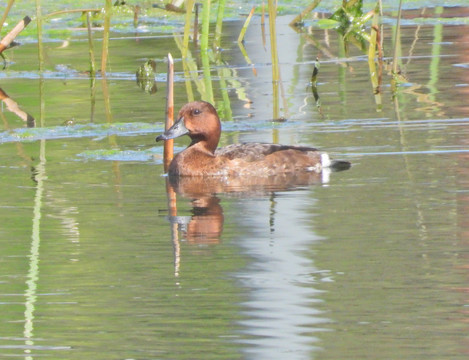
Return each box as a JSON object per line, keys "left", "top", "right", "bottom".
{"left": 156, "top": 116, "right": 189, "bottom": 142}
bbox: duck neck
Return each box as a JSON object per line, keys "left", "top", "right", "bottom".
{"left": 189, "top": 134, "right": 219, "bottom": 154}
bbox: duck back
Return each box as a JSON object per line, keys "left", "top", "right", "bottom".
{"left": 214, "top": 143, "right": 323, "bottom": 176}
{"left": 215, "top": 143, "right": 318, "bottom": 161}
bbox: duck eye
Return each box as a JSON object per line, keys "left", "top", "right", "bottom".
{"left": 193, "top": 108, "right": 201, "bottom": 115}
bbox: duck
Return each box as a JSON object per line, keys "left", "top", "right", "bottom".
{"left": 156, "top": 101, "right": 350, "bottom": 177}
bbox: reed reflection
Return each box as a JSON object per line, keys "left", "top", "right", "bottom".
{"left": 0, "top": 87, "right": 35, "bottom": 127}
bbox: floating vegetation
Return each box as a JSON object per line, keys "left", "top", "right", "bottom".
{"left": 0, "top": 122, "right": 161, "bottom": 143}
{"left": 136, "top": 59, "right": 157, "bottom": 94}
{"left": 77, "top": 147, "right": 165, "bottom": 162}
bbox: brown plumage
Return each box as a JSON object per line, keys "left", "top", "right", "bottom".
{"left": 156, "top": 101, "right": 349, "bottom": 177}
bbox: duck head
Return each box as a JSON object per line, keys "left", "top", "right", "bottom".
{"left": 156, "top": 101, "right": 221, "bottom": 154}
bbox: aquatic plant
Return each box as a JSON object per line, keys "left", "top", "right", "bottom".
{"left": 0, "top": 0, "right": 15, "bottom": 34}
{"left": 391, "top": 0, "right": 405, "bottom": 90}
{"left": 238, "top": 6, "right": 255, "bottom": 44}
{"left": 86, "top": 11, "right": 96, "bottom": 77}
{"left": 136, "top": 60, "right": 157, "bottom": 94}
{"left": 35, "top": 0, "right": 44, "bottom": 71}
{"left": 101, "top": 0, "right": 112, "bottom": 76}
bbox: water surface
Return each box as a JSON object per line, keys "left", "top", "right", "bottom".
{"left": 1, "top": 5, "right": 469, "bottom": 360}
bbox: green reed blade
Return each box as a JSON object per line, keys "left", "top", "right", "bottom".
{"left": 238, "top": 6, "right": 255, "bottom": 44}
{"left": 0, "top": 0, "right": 15, "bottom": 34}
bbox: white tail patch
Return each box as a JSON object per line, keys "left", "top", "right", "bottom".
{"left": 320, "top": 153, "right": 331, "bottom": 184}
{"left": 320, "top": 153, "right": 331, "bottom": 168}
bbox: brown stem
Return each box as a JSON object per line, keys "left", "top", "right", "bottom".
{"left": 164, "top": 53, "right": 175, "bottom": 172}
{"left": 0, "top": 16, "right": 31, "bottom": 54}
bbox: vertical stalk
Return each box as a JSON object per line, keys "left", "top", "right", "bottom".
{"left": 214, "top": 0, "right": 226, "bottom": 48}
{"left": 101, "top": 0, "right": 112, "bottom": 76}
{"left": 377, "top": 0, "right": 384, "bottom": 53}
{"left": 268, "top": 0, "right": 280, "bottom": 119}
{"left": 89, "top": 76, "right": 96, "bottom": 122}
{"left": 174, "top": 35, "right": 195, "bottom": 102}
{"left": 201, "top": 49, "right": 214, "bottom": 103}
{"left": 238, "top": 7, "right": 255, "bottom": 44}
{"left": 164, "top": 53, "right": 174, "bottom": 172}
{"left": 368, "top": 3, "right": 381, "bottom": 110}
{"left": 261, "top": 1, "right": 266, "bottom": 49}
{"left": 86, "top": 12, "right": 96, "bottom": 77}
{"left": 338, "top": 34, "right": 346, "bottom": 115}
{"left": 102, "top": 77, "right": 112, "bottom": 123}
{"left": 182, "top": 0, "right": 194, "bottom": 59}
{"left": 35, "top": 0, "right": 44, "bottom": 71}
{"left": 428, "top": 7, "right": 443, "bottom": 89}
{"left": 0, "top": 0, "right": 15, "bottom": 34}
{"left": 87, "top": 12, "right": 96, "bottom": 121}
{"left": 200, "top": 0, "right": 210, "bottom": 54}
{"left": 392, "top": 0, "right": 403, "bottom": 76}
{"left": 216, "top": 51, "right": 232, "bottom": 120}
{"left": 200, "top": 0, "right": 213, "bottom": 103}
{"left": 193, "top": 3, "right": 200, "bottom": 49}
{"left": 268, "top": 0, "right": 279, "bottom": 82}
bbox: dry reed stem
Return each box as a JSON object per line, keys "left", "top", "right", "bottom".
{"left": 0, "top": 16, "right": 31, "bottom": 54}
{"left": 164, "top": 53, "right": 175, "bottom": 172}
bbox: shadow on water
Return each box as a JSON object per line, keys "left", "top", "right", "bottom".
{"left": 1, "top": 1, "right": 469, "bottom": 359}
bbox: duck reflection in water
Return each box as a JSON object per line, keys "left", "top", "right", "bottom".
{"left": 183, "top": 195, "right": 224, "bottom": 245}
{"left": 158, "top": 101, "right": 350, "bottom": 246}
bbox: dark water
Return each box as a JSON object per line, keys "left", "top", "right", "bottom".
{"left": 1, "top": 5, "right": 469, "bottom": 360}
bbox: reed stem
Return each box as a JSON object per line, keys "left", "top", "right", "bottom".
{"left": 164, "top": 53, "right": 175, "bottom": 172}
{"left": 44, "top": 8, "right": 101, "bottom": 18}
{"left": 182, "top": 0, "right": 194, "bottom": 58}
{"left": 392, "top": 0, "right": 403, "bottom": 76}
{"left": 200, "top": 0, "right": 210, "bottom": 53}
{"left": 86, "top": 12, "right": 96, "bottom": 77}
{"left": 289, "top": 0, "right": 321, "bottom": 27}
{"left": 238, "top": 7, "right": 255, "bottom": 44}
{"left": 35, "top": 0, "right": 44, "bottom": 71}
{"left": 0, "top": 0, "right": 15, "bottom": 34}
{"left": 0, "top": 16, "right": 31, "bottom": 54}
{"left": 193, "top": 3, "right": 200, "bottom": 48}
{"left": 101, "top": 0, "right": 112, "bottom": 76}
{"left": 268, "top": 0, "right": 280, "bottom": 119}
{"left": 214, "top": 0, "right": 226, "bottom": 48}
{"left": 268, "top": 0, "right": 279, "bottom": 84}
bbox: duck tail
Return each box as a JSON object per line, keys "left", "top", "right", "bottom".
{"left": 320, "top": 153, "right": 351, "bottom": 172}
{"left": 330, "top": 160, "right": 351, "bottom": 171}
